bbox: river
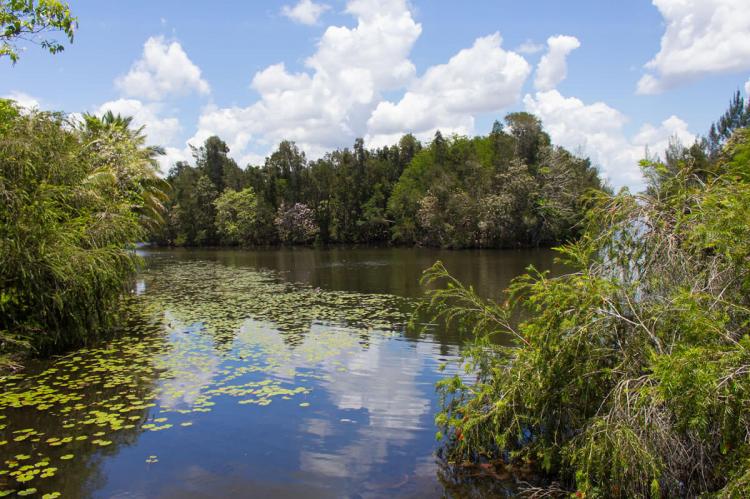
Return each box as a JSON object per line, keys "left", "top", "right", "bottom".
{"left": 0, "top": 247, "right": 561, "bottom": 498}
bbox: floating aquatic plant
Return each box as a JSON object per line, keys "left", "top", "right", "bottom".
{"left": 0, "top": 258, "right": 415, "bottom": 497}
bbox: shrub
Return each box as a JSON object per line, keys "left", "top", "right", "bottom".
{"left": 420, "top": 129, "right": 750, "bottom": 497}
{"left": 0, "top": 106, "right": 166, "bottom": 368}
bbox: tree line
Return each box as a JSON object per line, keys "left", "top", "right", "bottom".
{"left": 152, "top": 113, "right": 605, "bottom": 249}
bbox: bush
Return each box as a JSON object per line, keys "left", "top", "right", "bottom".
{"left": 0, "top": 105, "right": 167, "bottom": 368}
{"left": 420, "top": 129, "right": 750, "bottom": 497}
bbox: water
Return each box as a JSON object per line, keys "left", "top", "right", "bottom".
{"left": 0, "top": 247, "right": 560, "bottom": 498}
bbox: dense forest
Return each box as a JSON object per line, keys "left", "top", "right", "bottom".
{"left": 152, "top": 113, "right": 605, "bottom": 249}
{"left": 422, "top": 93, "right": 750, "bottom": 497}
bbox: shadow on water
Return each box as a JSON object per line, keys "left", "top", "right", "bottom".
{"left": 0, "top": 247, "right": 561, "bottom": 498}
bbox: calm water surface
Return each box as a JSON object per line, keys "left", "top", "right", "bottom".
{"left": 0, "top": 248, "right": 561, "bottom": 498}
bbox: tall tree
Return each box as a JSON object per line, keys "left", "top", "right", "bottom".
{"left": 193, "top": 136, "right": 239, "bottom": 194}
{"left": 505, "top": 111, "right": 550, "bottom": 168}
{"left": 707, "top": 90, "right": 750, "bottom": 158}
{"left": 80, "top": 110, "right": 170, "bottom": 230}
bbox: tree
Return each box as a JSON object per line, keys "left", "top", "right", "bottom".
{"left": 80, "top": 110, "right": 170, "bottom": 230}
{"left": 189, "top": 175, "right": 219, "bottom": 245}
{"left": 505, "top": 111, "right": 550, "bottom": 168}
{"left": 274, "top": 202, "right": 319, "bottom": 245}
{"left": 432, "top": 130, "right": 447, "bottom": 164}
{"left": 263, "top": 140, "right": 307, "bottom": 206}
{"left": 398, "top": 133, "right": 421, "bottom": 167}
{"left": 491, "top": 119, "right": 503, "bottom": 135}
{"left": 1, "top": 0, "right": 77, "bottom": 64}
{"left": 421, "top": 123, "right": 750, "bottom": 499}
{"left": 0, "top": 106, "right": 167, "bottom": 367}
{"left": 214, "top": 187, "right": 273, "bottom": 246}
{"left": 155, "top": 112, "right": 604, "bottom": 249}
{"left": 193, "top": 135, "right": 239, "bottom": 194}
{"left": 707, "top": 90, "right": 750, "bottom": 158}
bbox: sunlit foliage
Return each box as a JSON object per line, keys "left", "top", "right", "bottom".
{"left": 420, "top": 125, "right": 750, "bottom": 496}
{"left": 1, "top": 0, "right": 76, "bottom": 64}
{"left": 214, "top": 187, "right": 274, "bottom": 246}
{"left": 0, "top": 103, "right": 167, "bottom": 367}
{"left": 157, "top": 116, "right": 605, "bottom": 249}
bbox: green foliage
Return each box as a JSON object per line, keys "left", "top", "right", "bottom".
{"left": 0, "top": 98, "right": 20, "bottom": 131}
{"left": 0, "top": 108, "right": 167, "bottom": 368}
{"left": 214, "top": 187, "right": 274, "bottom": 245}
{"left": 389, "top": 115, "right": 602, "bottom": 248}
{"left": 708, "top": 90, "right": 750, "bottom": 159}
{"left": 420, "top": 126, "right": 750, "bottom": 497}
{"left": 157, "top": 116, "right": 604, "bottom": 249}
{"left": 1, "top": 0, "right": 77, "bottom": 64}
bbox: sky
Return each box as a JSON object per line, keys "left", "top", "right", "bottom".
{"left": 2, "top": 0, "right": 749, "bottom": 190}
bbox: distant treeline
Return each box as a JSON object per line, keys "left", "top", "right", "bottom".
{"left": 152, "top": 112, "right": 606, "bottom": 249}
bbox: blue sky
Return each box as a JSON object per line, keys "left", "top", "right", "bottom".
{"left": 2, "top": 0, "right": 749, "bottom": 189}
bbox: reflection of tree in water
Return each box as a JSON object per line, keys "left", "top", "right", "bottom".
{"left": 0, "top": 256, "right": 445, "bottom": 497}
{"left": 0, "top": 310, "right": 165, "bottom": 498}
{"left": 434, "top": 453, "right": 557, "bottom": 498}
{"left": 138, "top": 259, "right": 412, "bottom": 352}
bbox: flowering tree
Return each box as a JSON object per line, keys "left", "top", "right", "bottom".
{"left": 274, "top": 202, "right": 319, "bottom": 244}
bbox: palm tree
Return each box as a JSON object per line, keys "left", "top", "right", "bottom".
{"left": 79, "top": 111, "right": 171, "bottom": 230}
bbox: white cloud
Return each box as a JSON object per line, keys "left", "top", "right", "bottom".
{"left": 189, "top": 0, "right": 422, "bottom": 160}
{"left": 309, "top": 0, "right": 421, "bottom": 91}
{"left": 158, "top": 146, "right": 192, "bottom": 174}
{"left": 96, "top": 98, "right": 181, "bottom": 146}
{"left": 3, "top": 91, "right": 41, "bottom": 110}
{"left": 745, "top": 77, "right": 750, "bottom": 96}
{"left": 116, "top": 36, "right": 210, "bottom": 101}
{"left": 366, "top": 33, "right": 531, "bottom": 146}
{"left": 637, "top": 0, "right": 750, "bottom": 94}
{"left": 524, "top": 90, "right": 694, "bottom": 190}
{"left": 534, "top": 35, "right": 580, "bottom": 91}
{"left": 281, "top": 0, "right": 330, "bottom": 25}
{"left": 515, "top": 39, "right": 544, "bottom": 54}
{"left": 632, "top": 115, "right": 694, "bottom": 155}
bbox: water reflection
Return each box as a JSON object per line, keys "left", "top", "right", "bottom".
{"left": 144, "top": 246, "right": 563, "bottom": 301}
{"left": 297, "top": 334, "right": 461, "bottom": 496}
{"left": 1, "top": 249, "right": 559, "bottom": 497}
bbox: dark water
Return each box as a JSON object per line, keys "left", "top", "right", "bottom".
{"left": 0, "top": 247, "right": 560, "bottom": 498}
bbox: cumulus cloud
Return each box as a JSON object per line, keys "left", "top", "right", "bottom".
{"left": 745, "top": 77, "right": 750, "bottom": 96}
{"left": 534, "top": 35, "right": 580, "bottom": 91}
{"left": 116, "top": 36, "right": 210, "bottom": 100}
{"left": 524, "top": 90, "right": 695, "bottom": 190}
{"left": 281, "top": 0, "right": 330, "bottom": 25}
{"left": 133, "top": 0, "right": 699, "bottom": 185}
{"left": 96, "top": 98, "right": 181, "bottom": 146}
{"left": 637, "top": 0, "right": 750, "bottom": 94}
{"left": 366, "top": 33, "right": 530, "bottom": 146}
{"left": 2, "top": 91, "right": 41, "bottom": 110}
{"left": 189, "top": 0, "right": 422, "bottom": 159}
